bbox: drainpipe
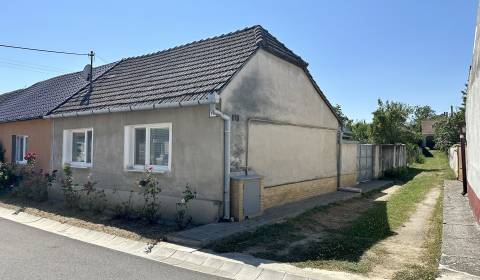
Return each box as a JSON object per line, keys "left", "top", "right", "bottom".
{"left": 208, "top": 93, "right": 232, "bottom": 220}
{"left": 337, "top": 126, "right": 343, "bottom": 189}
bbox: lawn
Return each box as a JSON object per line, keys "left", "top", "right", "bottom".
{"left": 212, "top": 150, "right": 454, "bottom": 277}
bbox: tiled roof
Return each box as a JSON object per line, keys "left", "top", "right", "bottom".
{"left": 0, "top": 63, "right": 115, "bottom": 122}
{"left": 51, "top": 25, "right": 315, "bottom": 115}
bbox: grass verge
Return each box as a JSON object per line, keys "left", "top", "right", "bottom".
{"left": 392, "top": 187, "right": 444, "bottom": 280}
{"left": 212, "top": 150, "right": 453, "bottom": 275}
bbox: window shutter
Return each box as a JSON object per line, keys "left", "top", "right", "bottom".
{"left": 11, "top": 135, "right": 16, "bottom": 163}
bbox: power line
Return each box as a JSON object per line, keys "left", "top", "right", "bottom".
{"left": 0, "top": 59, "right": 69, "bottom": 73}
{"left": 0, "top": 57, "right": 70, "bottom": 72}
{"left": 0, "top": 44, "right": 90, "bottom": 56}
{"left": 96, "top": 54, "right": 109, "bottom": 64}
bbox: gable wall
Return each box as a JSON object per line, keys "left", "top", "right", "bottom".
{"left": 221, "top": 49, "right": 339, "bottom": 189}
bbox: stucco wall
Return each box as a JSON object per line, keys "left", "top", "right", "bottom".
{"left": 51, "top": 106, "right": 224, "bottom": 224}
{"left": 341, "top": 141, "right": 358, "bottom": 187}
{"left": 221, "top": 49, "right": 339, "bottom": 184}
{"left": 466, "top": 5, "right": 480, "bottom": 223}
{"left": 0, "top": 119, "right": 52, "bottom": 170}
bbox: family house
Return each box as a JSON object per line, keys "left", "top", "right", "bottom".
{"left": 46, "top": 25, "right": 348, "bottom": 223}
{"left": 0, "top": 64, "right": 114, "bottom": 171}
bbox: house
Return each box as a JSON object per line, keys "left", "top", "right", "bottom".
{"left": 44, "top": 25, "right": 346, "bottom": 223}
{"left": 0, "top": 64, "right": 114, "bottom": 171}
{"left": 466, "top": 8, "right": 480, "bottom": 224}
{"left": 420, "top": 119, "right": 437, "bottom": 148}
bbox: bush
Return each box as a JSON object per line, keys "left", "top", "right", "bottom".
{"left": 406, "top": 143, "right": 425, "bottom": 164}
{"left": 113, "top": 190, "right": 137, "bottom": 220}
{"left": 138, "top": 167, "right": 161, "bottom": 223}
{"left": 60, "top": 165, "right": 80, "bottom": 209}
{"left": 82, "top": 175, "right": 107, "bottom": 214}
{"left": 0, "top": 163, "right": 19, "bottom": 190}
{"left": 175, "top": 184, "right": 197, "bottom": 229}
{"left": 15, "top": 168, "right": 57, "bottom": 202}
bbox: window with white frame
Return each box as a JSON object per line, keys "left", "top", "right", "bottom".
{"left": 124, "top": 123, "right": 172, "bottom": 172}
{"left": 63, "top": 128, "right": 93, "bottom": 167}
{"left": 14, "top": 135, "right": 28, "bottom": 164}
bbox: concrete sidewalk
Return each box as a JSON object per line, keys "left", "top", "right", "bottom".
{"left": 439, "top": 180, "right": 480, "bottom": 279}
{"left": 167, "top": 180, "right": 393, "bottom": 247}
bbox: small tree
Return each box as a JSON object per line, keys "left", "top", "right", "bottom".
{"left": 371, "top": 99, "right": 419, "bottom": 144}
{"left": 333, "top": 104, "right": 350, "bottom": 125}
{"left": 347, "top": 120, "right": 371, "bottom": 143}
{"left": 434, "top": 111, "right": 464, "bottom": 152}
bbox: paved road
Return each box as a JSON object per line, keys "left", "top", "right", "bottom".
{"left": 0, "top": 218, "right": 227, "bottom": 280}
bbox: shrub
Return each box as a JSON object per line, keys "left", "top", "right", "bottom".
{"left": 0, "top": 163, "right": 18, "bottom": 190}
{"left": 24, "top": 152, "right": 37, "bottom": 166}
{"left": 15, "top": 168, "right": 57, "bottom": 202}
{"left": 60, "top": 165, "right": 80, "bottom": 209}
{"left": 138, "top": 167, "right": 161, "bottom": 223}
{"left": 113, "top": 190, "right": 136, "bottom": 220}
{"left": 175, "top": 184, "right": 197, "bottom": 229}
{"left": 82, "top": 175, "right": 107, "bottom": 214}
{"left": 406, "top": 143, "right": 425, "bottom": 164}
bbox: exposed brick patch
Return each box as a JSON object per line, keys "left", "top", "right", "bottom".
{"left": 468, "top": 182, "right": 480, "bottom": 224}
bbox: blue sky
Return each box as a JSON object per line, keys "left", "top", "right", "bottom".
{"left": 1, "top": 0, "right": 477, "bottom": 121}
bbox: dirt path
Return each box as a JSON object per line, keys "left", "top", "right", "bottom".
{"left": 367, "top": 187, "right": 442, "bottom": 279}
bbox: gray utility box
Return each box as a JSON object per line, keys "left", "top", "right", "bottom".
{"left": 230, "top": 174, "right": 263, "bottom": 221}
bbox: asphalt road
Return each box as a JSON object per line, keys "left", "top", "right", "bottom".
{"left": 0, "top": 218, "right": 227, "bottom": 280}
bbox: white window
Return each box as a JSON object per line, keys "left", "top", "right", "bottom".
{"left": 63, "top": 128, "right": 93, "bottom": 168}
{"left": 124, "top": 123, "right": 172, "bottom": 172}
{"left": 14, "top": 135, "right": 28, "bottom": 164}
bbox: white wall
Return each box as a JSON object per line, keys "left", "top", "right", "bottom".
{"left": 467, "top": 7, "right": 480, "bottom": 199}
{"left": 449, "top": 145, "right": 460, "bottom": 178}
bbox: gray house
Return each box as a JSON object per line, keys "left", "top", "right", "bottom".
{"left": 47, "top": 26, "right": 343, "bottom": 223}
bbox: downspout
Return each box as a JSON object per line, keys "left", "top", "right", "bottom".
{"left": 208, "top": 93, "right": 232, "bottom": 220}
{"left": 50, "top": 118, "right": 55, "bottom": 172}
{"left": 337, "top": 125, "right": 343, "bottom": 189}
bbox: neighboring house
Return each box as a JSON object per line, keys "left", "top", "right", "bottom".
{"left": 420, "top": 119, "right": 437, "bottom": 148}
{"left": 46, "top": 25, "right": 343, "bottom": 223}
{"left": 466, "top": 7, "right": 480, "bottom": 224}
{"left": 0, "top": 64, "right": 114, "bottom": 171}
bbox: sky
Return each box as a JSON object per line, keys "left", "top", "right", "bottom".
{"left": 0, "top": 0, "right": 477, "bottom": 121}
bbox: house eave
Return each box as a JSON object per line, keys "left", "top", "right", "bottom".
{"left": 44, "top": 94, "right": 219, "bottom": 119}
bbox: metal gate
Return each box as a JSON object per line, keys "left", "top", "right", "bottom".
{"left": 358, "top": 144, "right": 374, "bottom": 182}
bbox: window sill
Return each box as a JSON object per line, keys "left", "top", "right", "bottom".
{"left": 66, "top": 163, "right": 92, "bottom": 169}
{"left": 125, "top": 167, "right": 171, "bottom": 174}
{"left": 15, "top": 161, "right": 27, "bottom": 165}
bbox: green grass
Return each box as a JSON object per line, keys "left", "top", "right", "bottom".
{"left": 392, "top": 186, "right": 445, "bottom": 280}
{"left": 212, "top": 150, "right": 453, "bottom": 275}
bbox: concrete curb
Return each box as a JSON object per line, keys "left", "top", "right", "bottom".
{"left": 0, "top": 205, "right": 361, "bottom": 280}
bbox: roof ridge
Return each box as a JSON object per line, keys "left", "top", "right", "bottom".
{"left": 122, "top": 25, "right": 262, "bottom": 61}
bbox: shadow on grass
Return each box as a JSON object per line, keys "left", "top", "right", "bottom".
{"left": 0, "top": 192, "right": 177, "bottom": 241}
{"left": 258, "top": 201, "right": 393, "bottom": 264}
{"left": 422, "top": 147, "right": 434, "bottom": 158}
